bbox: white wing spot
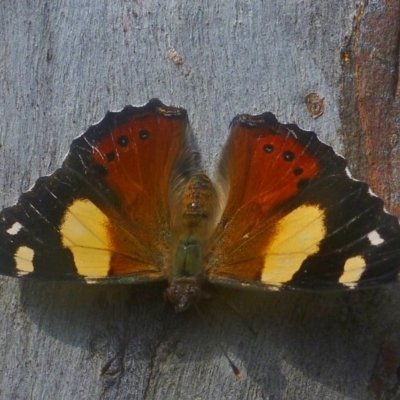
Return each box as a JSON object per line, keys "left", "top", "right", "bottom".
{"left": 7, "top": 222, "right": 22, "bottom": 235}
{"left": 368, "top": 230, "right": 384, "bottom": 246}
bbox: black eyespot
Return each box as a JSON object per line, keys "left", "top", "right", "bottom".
{"left": 283, "top": 150, "right": 295, "bottom": 161}
{"left": 117, "top": 135, "right": 129, "bottom": 147}
{"left": 139, "top": 129, "right": 150, "bottom": 140}
{"left": 297, "top": 179, "right": 310, "bottom": 190}
{"left": 106, "top": 151, "right": 115, "bottom": 162}
{"left": 263, "top": 144, "right": 274, "bottom": 153}
{"left": 93, "top": 164, "right": 108, "bottom": 177}
{"left": 293, "top": 167, "right": 303, "bottom": 176}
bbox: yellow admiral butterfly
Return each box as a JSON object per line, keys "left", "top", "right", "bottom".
{"left": 0, "top": 99, "right": 399, "bottom": 312}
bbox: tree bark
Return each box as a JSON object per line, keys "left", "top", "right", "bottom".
{"left": 0, "top": 1, "right": 399, "bottom": 399}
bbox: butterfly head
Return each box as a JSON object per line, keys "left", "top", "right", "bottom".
{"left": 165, "top": 279, "right": 202, "bottom": 312}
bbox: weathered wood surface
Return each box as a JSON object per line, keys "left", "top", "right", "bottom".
{"left": 1, "top": 1, "right": 400, "bottom": 399}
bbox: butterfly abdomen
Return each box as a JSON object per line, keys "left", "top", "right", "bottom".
{"left": 167, "top": 238, "right": 204, "bottom": 311}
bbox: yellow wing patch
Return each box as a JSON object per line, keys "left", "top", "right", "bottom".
{"left": 262, "top": 205, "right": 326, "bottom": 284}
{"left": 339, "top": 256, "right": 366, "bottom": 288}
{"left": 15, "top": 246, "right": 34, "bottom": 275}
{"left": 61, "top": 199, "right": 111, "bottom": 278}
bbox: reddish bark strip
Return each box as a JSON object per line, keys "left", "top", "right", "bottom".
{"left": 340, "top": 0, "right": 400, "bottom": 215}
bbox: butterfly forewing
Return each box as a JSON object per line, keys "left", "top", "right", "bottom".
{"left": 0, "top": 99, "right": 198, "bottom": 282}
{"left": 206, "top": 113, "right": 400, "bottom": 290}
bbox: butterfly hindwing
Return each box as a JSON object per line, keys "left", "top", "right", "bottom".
{"left": 206, "top": 112, "right": 400, "bottom": 290}
{"left": 0, "top": 99, "right": 197, "bottom": 282}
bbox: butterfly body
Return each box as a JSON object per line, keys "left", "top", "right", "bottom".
{"left": 0, "top": 99, "right": 399, "bottom": 310}
{"left": 168, "top": 172, "right": 216, "bottom": 311}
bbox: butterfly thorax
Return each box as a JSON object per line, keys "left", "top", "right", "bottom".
{"left": 180, "top": 171, "right": 217, "bottom": 234}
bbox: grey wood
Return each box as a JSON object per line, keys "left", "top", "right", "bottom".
{"left": 1, "top": 1, "right": 399, "bottom": 399}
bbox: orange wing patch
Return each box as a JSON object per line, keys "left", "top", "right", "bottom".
{"left": 89, "top": 105, "right": 195, "bottom": 276}
{"left": 217, "top": 119, "right": 321, "bottom": 220}
{"left": 91, "top": 109, "right": 188, "bottom": 223}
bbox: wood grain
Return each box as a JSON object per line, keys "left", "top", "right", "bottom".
{"left": 1, "top": 1, "right": 400, "bottom": 399}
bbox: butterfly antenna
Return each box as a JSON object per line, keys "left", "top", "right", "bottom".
{"left": 99, "top": 348, "right": 124, "bottom": 376}
{"left": 219, "top": 295, "right": 258, "bottom": 336}
{"left": 193, "top": 303, "right": 241, "bottom": 379}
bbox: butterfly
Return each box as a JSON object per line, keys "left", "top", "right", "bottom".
{"left": 0, "top": 98, "right": 399, "bottom": 312}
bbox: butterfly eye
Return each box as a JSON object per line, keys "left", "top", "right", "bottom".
{"left": 117, "top": 135, "right": 129, "bottom": 147}
{"left": 139, "top": 129, "right": 150, "bottom": 140}
{"left": 106, "top": 151, "right": 115, "bottom": 162}
{"left": 283, "top": 150, "right": 295, "bottom": 161}
{"left": 293, "top": 167, "right": 303, "bottom": 176}
{"left": 263, "top": 144, "right": 274, "bottom": 153}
